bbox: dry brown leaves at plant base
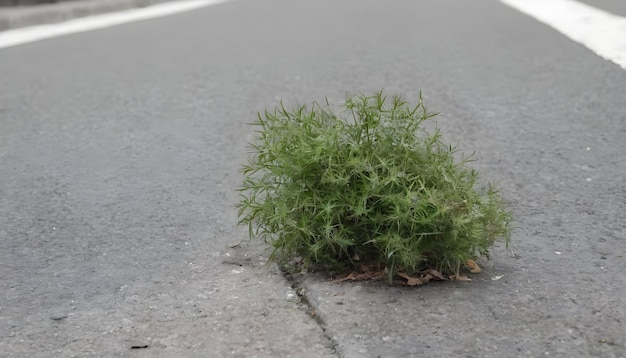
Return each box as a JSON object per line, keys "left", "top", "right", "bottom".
{"left": 449, "top": 274, "right": 472, "bottom": 281}
{"left": 396, "top": 269, "right": 446, "bottom": 286}
{"left": 338, "top": 268, "right": 447, "bottom": 286}
{"left": 336, "top": 265, "right": 388, "bottom": 282}
{"left": 465, "top": 259, "right": 482, "bottom": 273}
{"left": 335, "top": 265, "right": 477, "bottom": 285}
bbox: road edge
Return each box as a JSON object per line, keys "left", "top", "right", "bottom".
{"left": 0, "top": 0, "right": 173, "bottom": 31}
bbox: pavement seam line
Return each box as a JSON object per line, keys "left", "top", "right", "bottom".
{"left": 283, "top": 270, "right": 342, "bottom": 358}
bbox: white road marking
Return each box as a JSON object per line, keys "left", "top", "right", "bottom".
{"left": 0, "top": 0, "right": 230, "bottom": 49}
{"left": 499, "top": 0, "right": 626, "bottom": 70}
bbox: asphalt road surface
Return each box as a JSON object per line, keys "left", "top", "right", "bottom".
{"left": 1, "top": 0, "right": 625, "bottom": 357}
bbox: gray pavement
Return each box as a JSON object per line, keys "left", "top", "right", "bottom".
{"left": 1, "top": 0, "right": 625, "bottom": 357}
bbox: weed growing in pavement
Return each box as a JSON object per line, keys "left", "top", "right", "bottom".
{"left": 237, "top": 91, "right": 511, "bottom": 282}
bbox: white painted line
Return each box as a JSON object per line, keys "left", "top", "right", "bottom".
{"left": 0, "top": 0, "right": 230, "bottom": 50}
{"left": 499, "top": 0, "right": 626, "bottom": 70}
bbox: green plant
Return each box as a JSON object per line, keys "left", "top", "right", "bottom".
{"left": 237, "top": 91, "right": 511, "bottom": 282}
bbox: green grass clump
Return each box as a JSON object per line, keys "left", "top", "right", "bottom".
{"left": 237, "top": 91, "right": 511, "bottom": 281}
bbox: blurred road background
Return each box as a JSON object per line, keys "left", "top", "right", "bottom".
{"left": 1, "top": 0, "right": 625, "bottom": 357}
